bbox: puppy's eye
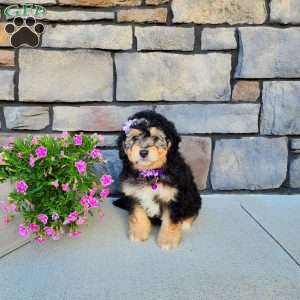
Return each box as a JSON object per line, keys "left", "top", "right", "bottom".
{"left": 154, "top": 136, "right": 165, "bottom": 144}
{"left": 132, "top": 136, "right": 139, "bottom": 142}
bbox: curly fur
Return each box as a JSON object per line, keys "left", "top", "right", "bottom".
{"left": 114, "top": 110, "right": 202, "bottom": 225}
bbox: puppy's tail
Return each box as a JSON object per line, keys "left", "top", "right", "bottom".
{"left": 113, "top": 196, "right": 130, "bottom": 211}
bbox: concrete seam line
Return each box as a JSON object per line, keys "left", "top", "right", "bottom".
{"left": 240, "top": 202, "right": 300, "bottom": 268}
{"left": 0, "top": 240, "right": 31, "bottom": 260}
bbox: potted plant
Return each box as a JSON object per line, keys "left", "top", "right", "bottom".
{"left": 0, "top": 132, "right": 113, "bottom": 243}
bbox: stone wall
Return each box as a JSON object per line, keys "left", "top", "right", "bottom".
{"left": 0, "top": 0, "right": 300, "bottom": 193}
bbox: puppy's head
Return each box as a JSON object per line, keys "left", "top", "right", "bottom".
{"left": 118, "top": 111, "right": 181, "bottom": 171}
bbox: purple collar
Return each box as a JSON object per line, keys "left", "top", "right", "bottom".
{"left": 139, "top": 168, "right": 165, "bottom": 191}
{"left": 139, "top": 168, "right": 165, "bottom": 178}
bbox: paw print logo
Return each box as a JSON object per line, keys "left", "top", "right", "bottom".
{"left": 5, "top": 17, "right": 44, "bottom": 48}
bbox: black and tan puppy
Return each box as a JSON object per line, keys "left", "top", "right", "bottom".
{"left": 114, "top": 111, "right": 201, "bottom": 250}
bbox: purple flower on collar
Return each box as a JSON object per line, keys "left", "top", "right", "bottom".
{"left": 122, "top": 119, "right": 136, "bottom": 134}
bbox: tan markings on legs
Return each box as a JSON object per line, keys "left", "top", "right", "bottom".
{"left": 158, "top": 209, "right": 182, "bottom": 250}
{"left": 182, "top": 217, "right": 196, "bottom": 231}
{"left": 128, "top": 205, "right": 152, "bottom": 242}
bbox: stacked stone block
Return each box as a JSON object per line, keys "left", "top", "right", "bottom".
{"left": 0, "top": 0, "right": 300, "bottom": 192}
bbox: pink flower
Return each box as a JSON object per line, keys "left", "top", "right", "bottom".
{"left": 68, "top": 211, "right": 78, "bottom": 221}
{"left": 36, "top": 146, "right": 47, "bottom": 158}
{"left": 10, "top": 203, "right": 17, "bottom": 212}
{"left": 61, "top": 183, "right": 70, "bottom": 192}
{"left": 100, "top": 175, "right": 114, "bottom": 187}
{"left": 80, "top": 194, "right": 99, "bottom": 208}
{"left": 37, "top": 214, "right": 48, "bottom": 225}
{"left": 73, "top": 135, "right": 83, "bottom": 146}
{"left": 51, "top": 180, "right": 59, "bottom": 189}
{"left": 3, "top": 137, "right": 14, "bottom": 150}
{"left": 7, "top": 136, "right": 14, "bottom": 145}
{"left": 92, "top": 133, "right": 104, "bottom": 143}
{"left": 76, "top": 217, "right": 87, "bottom": 225}
{"left": 44, "top": 227, "right": 54, "bottom": 237}
{"left": 29, "top": 154, "right": 35, "bottom": 168}
{"left": 17, "top": 152, "right": 23, "bottom": 159}
{"left": 16, "top": 180, "right": 28, "bottom": 194}
{"left": 100, "top": 188, "right": 110, "bottom": 199}
{"left": 0, "top": 201, "right": 16, "bottom": 213}
{"left": 52, "top": 231, "right": 61, "bottom": 241}
{"left": 31, "top": 136, "right": 39, "bottom": 145}
{"left": 0, "top": 201, "right": 9, "bottom": 213}
{"left": 2, "top": 146, "right": 12, "bottom": 150}
{"left": 88, "top": 197, "right": 99, "bottom": 208}
{"left": 89, "top": 187, "right": 97, "bottom": 197}
{"left": 34, "top": 236, "right": 46, "bottom": 244}
{"left": 29, "top": 223, "right": 40, "bottom": 233}
{"left": 52, "top": 212, "right": 60, "bottom": 221}
{"left": 19, "top": 224, "right": 29, "bottom": 237}
{"left": 61, "top": 131, "right": 69, "bottom": 139}
{"left": 75, "top": 160, "right": 87, "bottom": 174}
{"left": 68, "top": 231, "right": 81, "bottom": 238}
{"left": 2, "top": 216, "right": 10, "bottom": 224}
{"left": 90, "top": 148, "right": 102, "bottom": 159}
{"left": 64, "top": 211, "right": 78, "bottom": 224}
{"left": 80, "top": 195, "right": 89, "bottom": 207}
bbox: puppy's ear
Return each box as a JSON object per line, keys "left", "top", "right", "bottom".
{"left": 168, "top": 133, "right": 181, "bottom": 155}
{"left": 166, "top": 121, "right": 181, "bottom": 155}
{"left": 117, "top": 132, "right": 127, "bottom": 160}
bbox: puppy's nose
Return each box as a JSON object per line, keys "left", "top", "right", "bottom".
{"left": 139, "top": 149, "right": 149, "bottom": 158}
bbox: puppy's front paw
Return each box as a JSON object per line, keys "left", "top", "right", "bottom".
{"left": 158, "top": 228, "right": 181, "bottom": 250}
{"left": 128, "top": 229, "right": 150, "bottom": 242}
{"left": 128, "top": 206, "right": 151, "bottom": 243}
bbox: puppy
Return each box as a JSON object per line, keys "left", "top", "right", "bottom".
{"left": 114, "top": 110, "right": 201, "bottom": 250}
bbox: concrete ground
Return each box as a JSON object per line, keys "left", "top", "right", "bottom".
{"left": 0, "top": 194, "right": 300, "bottom": 300}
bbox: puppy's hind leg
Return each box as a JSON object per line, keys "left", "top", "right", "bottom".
{"left": 182, "top": 216, "right": 196, "bottom": 231}
{"left": 158, "top": 209, "right": 182, "bottom": 250}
